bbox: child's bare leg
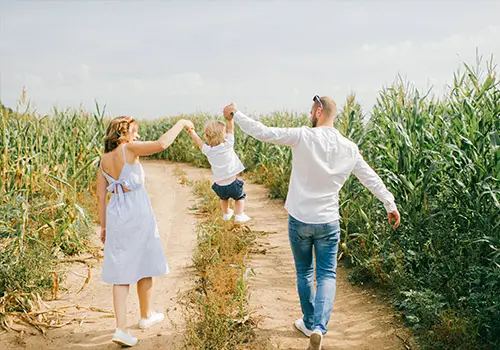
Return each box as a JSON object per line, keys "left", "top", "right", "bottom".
{"left": 234, "top": 199, "right": 245, "bottom": 215}
{"left": 220, "top": 199, "right": 230, "bottom": 214}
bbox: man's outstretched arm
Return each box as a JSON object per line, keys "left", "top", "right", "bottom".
{"left": 352, "top": 152, "right": 401, "bottom": 229}
{"left": 223, "top": 103, "right": 301, "bottom": 147}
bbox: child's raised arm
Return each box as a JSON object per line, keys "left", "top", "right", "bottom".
{"left": 225, "top": 117, "right": 234, "bottom": 135}
{"left": 187, "top": 128, "right": 204, "bottom": 150}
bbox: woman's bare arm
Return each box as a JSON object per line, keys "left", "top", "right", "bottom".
{"left": 126, "top": 119, "right": 194, "bottom": 157}
{"left": 96, "top": 169, "right": 108, "bottom": 242}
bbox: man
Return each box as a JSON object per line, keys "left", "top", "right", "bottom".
{"left": 223, "top": 96, "right": 400, "bottom": 350}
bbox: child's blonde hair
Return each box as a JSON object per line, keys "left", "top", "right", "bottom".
{"left": 204, "top": 120, "right": 226, "bottom": 146}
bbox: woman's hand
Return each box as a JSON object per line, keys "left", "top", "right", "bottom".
{"left": 100, "top": 227, "right": 106, "bottom": 244}
{"left": 179, "top": 119, "right": 194, "bottom": 131}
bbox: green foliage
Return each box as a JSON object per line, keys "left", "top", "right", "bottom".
{"left": 139, "top": 60, "right": 500, "bottom": 348}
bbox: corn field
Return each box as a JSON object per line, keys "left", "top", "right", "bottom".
{"left": 1, "top": 59, "right": 499, "bottom": 348}
{"left": 0, "top": 97, "right": 105, "bottom": 324}
{"left": 140, "top": 60, "right": 500, "bottom": 349}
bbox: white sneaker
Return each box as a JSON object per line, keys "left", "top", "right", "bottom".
{"left": 112, "top": 329, "right": 138, "bottom": 347}
{"left": 138, "top": 311, "right": 164, "bottom": 329}
{"left": 294, "top": 318, "right": 312, "bottom": 337}
{"left": 308, "top": 329, "right": 323, "bottom": 350}
{"left": 234, "top": 213, "right": 250, "bottom": 223}
{"left": 223, "top": 209, "right": 234, "bottom": 221}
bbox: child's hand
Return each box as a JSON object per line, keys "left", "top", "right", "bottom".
{"left": 180, "top": 119, "right": 194, "bottom": 130}
{"left": 223, "top": 103, "right": 237, "bottom": 120}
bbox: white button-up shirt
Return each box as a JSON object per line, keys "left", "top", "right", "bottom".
{"left": 234, "top": 111, "right": 397, "bottom": 224}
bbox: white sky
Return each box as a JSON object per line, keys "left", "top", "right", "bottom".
{"left": 1, "top": 0, "right": 499, "bottom": 119}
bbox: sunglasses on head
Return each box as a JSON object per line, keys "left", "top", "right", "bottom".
{"left": 313, "top": 95, "right": 323, "bottom": 109}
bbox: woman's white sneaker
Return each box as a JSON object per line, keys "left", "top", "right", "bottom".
{"left": 138, "top": 311, "right": 164, "bottom": 329}
{"left": 112, "top": 329, "right": 138, "bottom": 347}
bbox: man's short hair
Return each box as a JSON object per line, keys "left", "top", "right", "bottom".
{"left": 314, "top": 96, "right": 337, "bottom": 119}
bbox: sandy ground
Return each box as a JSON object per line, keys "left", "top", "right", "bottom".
{"left": 1, "top": 161, "right": 198, "bottom": 350}
{"left": 171, "top": 163, "right": 416, "bottom": 350}
{"left": 0, "top": 161, "right": 416, "bottom": 350}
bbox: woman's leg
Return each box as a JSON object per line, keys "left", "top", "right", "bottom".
{"left": 113, "top": 284, "right": 130, "bottom": 330}
{"left": 137, "top": 277, "right": 153, "bottom": 319}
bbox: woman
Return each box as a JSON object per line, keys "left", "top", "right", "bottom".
{"left": 97, "top": 116, "right": 193, "bottom": 346}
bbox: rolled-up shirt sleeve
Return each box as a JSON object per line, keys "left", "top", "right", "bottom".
{"left": 233, "top": 111, "right": 301, "bottom": 147}
{"left": 352, "top": 152, "right": 397, "bottom": 213}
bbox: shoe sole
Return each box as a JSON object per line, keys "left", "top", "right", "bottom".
{"left": 112, "top": 339, "right": 136, "bottom": 347}
{"left": 309, "top": 333, "right": 322, "bottom": 350}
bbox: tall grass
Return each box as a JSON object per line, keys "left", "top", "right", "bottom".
{"left": 1, "top": 57, "right": 498, "bottom": 348}
{"left": 0, "top": 97, "right": 105, "bottom": 327}
{"left": 181, "top": 176, "right": 259, "bottom": 349}
{"left": 139, "top": 59, "right": 499, "bottom": 349}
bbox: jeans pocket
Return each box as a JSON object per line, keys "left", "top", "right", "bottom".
{"left": 319, "top": 221, "right": 340, "bottom": 242}
{"left": 288, "top": 216, "right": 307, "bottom": 241}
{"left": 289, "top": 226, "right": 305, "bottom": 242}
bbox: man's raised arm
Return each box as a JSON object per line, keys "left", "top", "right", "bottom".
{"left": 223, "top": 103, "right": 301, "bottom": 147}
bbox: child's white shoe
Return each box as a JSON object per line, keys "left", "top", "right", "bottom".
{"left": 234, "top": 213, "right": 250, "bottom": 223}
{"left": 112, "top": 328, "right": 138, "bottom": 347}
{"left": 138, "top": 311, "right": 164, "bottom": 329}
{"left": 223, "top": 208, "right": 234, "bottom": 221}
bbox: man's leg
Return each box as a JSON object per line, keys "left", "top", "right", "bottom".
{"left": 312, "top": 221, "right": 340, "bottom": 334}
{"left": 288, "top": 215, "right": 315, "bottom": 329}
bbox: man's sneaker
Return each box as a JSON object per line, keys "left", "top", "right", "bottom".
{"left": 223, "top": 209, "right": 234, "bottom": 221}
{"left": 294, "top": 318, "right": 312, "bottom": 337}
{"left": 307, "top": 329, "right": 323, "bottom": 350}
{"left": 112, "top": 329, "right": 138, "bottom": 347}
{"left": 234, "top": 213, "right": 251, "bottom": 223}
{"left": 138, "top": 311, "right": 164, "bottom": 329}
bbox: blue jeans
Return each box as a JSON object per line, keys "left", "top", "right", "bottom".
{"left": 288, "top": 214, "right": 340, "bottom": 335}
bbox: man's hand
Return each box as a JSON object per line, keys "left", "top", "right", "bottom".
{"left": 100, "top": 227, "right": 106, "bottom": 244}
{"left": 223, "top": 103, "right": 237, "bottom": 120}
{"left": 388, "top": 209, "right": 401, "bottom": 229}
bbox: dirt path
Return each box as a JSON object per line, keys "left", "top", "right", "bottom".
{"left": 1, "top": 161, "right": 415, "bottom": 350}
{"left": 243, "top": 183, "right": 416, "bottom": 350}
{"left": 1, "top": 161, "right": 198, "bottom": 350}
{"left": 173, "top": 163, "right": 416, "bottom": 350}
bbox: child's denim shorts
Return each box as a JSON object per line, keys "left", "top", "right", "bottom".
{"left": 211, "top": 178, "right": 246, "bottom": 201}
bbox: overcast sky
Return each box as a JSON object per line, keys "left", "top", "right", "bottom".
{"left": 1, "top": 1, "right": 499, "bottom": 119}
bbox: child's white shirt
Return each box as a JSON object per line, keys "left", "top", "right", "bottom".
{"left": 202, "top": 134, "right": 245, "bottom": 182}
